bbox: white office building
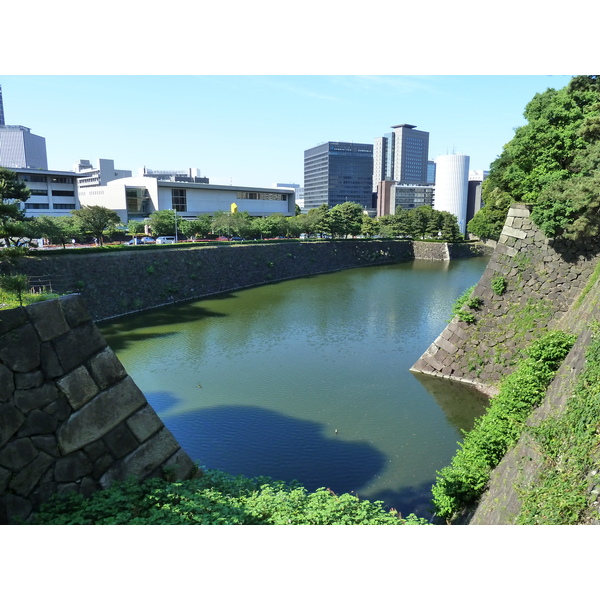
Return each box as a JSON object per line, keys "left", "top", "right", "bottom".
{"left": 11, "top": 168, "right": 82, "bottom": 218}
{"left": 78, "top": 175, "right": 297, "bottom": 223}
{"left": 74, "top": 158, "right": 132, "bottom": 189}
{"left": 434, "top": 154, "right": 470, "bottom": 234}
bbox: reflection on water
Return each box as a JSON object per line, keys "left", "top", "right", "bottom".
{"left": 100, "top": 257, "right": 489, "bottom": 519}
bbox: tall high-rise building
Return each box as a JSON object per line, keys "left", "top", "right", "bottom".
{"left": 0, "top": 85, "right": 5, "bottom": 127}
{"left": 304, "top": 141, "right": 373, "bottom": 211}
{"left": 434, "top": 154, "right": 470, "bottom": 234}
{"left": 0, "top": 84, "right": 48, "bottom": 170}
{"left": 373, "top": 124, "right": 429, "bottom": 191}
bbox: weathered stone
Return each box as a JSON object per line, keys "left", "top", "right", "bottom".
{"left": 17, "top": 409, "right": 58, "bottom": 437}
{"left": 53, "top": 320, "right": 106, "bottom": 373}
{"left": 57, "top": 376, "right": 147, "bottom": 453}
{"left": 59, "top": 294, "right": 91, "bottom": 328}
{"left": 31, "top": 435, "right": 61, "bottom": 457}
{"left": 25, "top": 299, "right": 69, "bottom": 342}
{"left": 14, "top": 369, "right": 44, "bottom": 390}
{"left": 0, "top": 437, "right": 37, "bottom": 470}
{"left": 502, "top": 225, "right": 527, "bottom": 240}
{"left": 0, "top": 465, "right": 11, "bottom": 495}
{"left": 103, "top": 422, "right": 139, "bottom": 459}
{"left": 0, "top": 404, "right": 25, "bottom": 447}
{"left": 14, "top": 382, "right": 58, "bottom": 413}
{"left": 44, "top": 396, "right": 72, "bottom": 422}
{"left": 78, "top": 476, "right": 100, "bottom": 497}
{"left": 87, "top": 347, "right": 127, "bottom": 390}
{"left": 9, "top": 452, "right": 54, "bottom": 497}
{"left": 56, "top": 365, "right": 99, "bottom": 410}
{"left": 100, "top": 428, "right": 180, "bottom": 487}
{"left": 54, "top": 451, "right": 92, "bottom": 483}
{"left": 162, "top": 448, "right": 197, "bottom": 481}
{"left": 39, "top": 341, "right": 64, "bottom": 379}
{"left": 0, "top": 323, "right": 41, "bottom": 373}
{"left": 126, "top": 405, "right": 163, "bottom": 443}
{"left": 1, "top": 494, "right": 33, "bottom": 525}
{"left": 0, "top": 306, "right": 27, "bottom": 336}
{"left": 83, "top": 439, "right": 107, "bottom": 462}
{"left": 0, "top": 363, "right": 14, "bottom": 402}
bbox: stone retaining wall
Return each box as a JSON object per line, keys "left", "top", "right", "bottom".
{"left": 0, "top": 294, "right": 196, "bottom": 524}
{"left": 14, "top": 240, "right": 488, "bottom": 322}
{"left": 411, "top": 205, "right": 600, "bottom": 389}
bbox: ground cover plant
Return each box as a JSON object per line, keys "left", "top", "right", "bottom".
{"left": 431, "top": 330, "right": 576, "bottom": 522}
{"left": 516, "top": 325, "right": 600, "bottom": 524}
{"left": 31, "top": 470, "right": 428, "bottom": 525}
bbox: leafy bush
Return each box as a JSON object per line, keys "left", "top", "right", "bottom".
{"left": 31, "top": 470, "right": 428, "bottom": 525}
{"left": 491, "top": 275, "right": 507, "bottom": 295}
{"left": 431, "top": 330, "right": 576, "bottom": 521}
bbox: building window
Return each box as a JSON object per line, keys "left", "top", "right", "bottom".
{"left": 26, "top": 203, "right": 50, "bottom": 209}
{"left": 172, "top": 188, "right": 187, "bottom": 211}
{"left": 51, "top": 190, "right": 75, "bottom": 196}
{"left": 52, "top": 203, "right": 76, "bottom": 210}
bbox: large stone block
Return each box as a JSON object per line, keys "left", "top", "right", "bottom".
{"left": 0, "top": 363, "right": 14, "bottom": 402}
{"left": 0, "top": 323, "right": 41, "bottom": 373}
{"left": 99, "top": 428, "right": 181, "bottom": 487}
{"left": 87, "top": 347, "right": 127, "bottom": 390}
{"left": 25, "top": 299, "right": 69, "bottom": 342}
{"left": 126, "top": 405, "right": 163, "bottom": 443}
{"left": 52, "top": 320, "right": 106, "bottom": 373}
{"left": 9, "top": 452, "right": 54, "bottom": 497}
{"left": 57, "top": 376, "right": 147, "bottom": 454}
{"left": 14, "top": 382, "right": 59, "bottom": 413}
{"left": 0, "top": 437, "right": 37, "bottom": 470}
{"left": 57, "top": 365, "right": 99, "bottom": 410}
{"left": 103, "top": 422, "right": 139, "bottom": 459}
{"left": 0, "top": 306, "right": 27, "bottom": 336}
{"left": 59, "top": 294, "right": 91, "bottom": 328}
{"left": 17, "top": 409, "right": 58, "bottom": 437}
{"left": 54, "top": 451, "right": 93, "bottom": 483}
{"left": 0, "top": 404, "right": 25, "bottom": 447}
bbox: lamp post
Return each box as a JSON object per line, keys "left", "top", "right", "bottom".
{"left": 174, "top": 208, "right": 178, "bottom": 243}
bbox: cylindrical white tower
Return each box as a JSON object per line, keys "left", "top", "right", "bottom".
{"left": 434, "top": 154, "right": 470, "bottom": 234}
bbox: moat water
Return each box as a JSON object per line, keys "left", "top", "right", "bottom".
{"left": 100, "top": 257, "right": 489, "bottom": 518}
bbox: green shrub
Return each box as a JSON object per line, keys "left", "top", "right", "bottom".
{"left": 31, "top": 470, "right": 428, "bottom": 525}
{"left": 432, "top": 330, "right": 576, "bottom": 521}
{"left": 491, "top": 275, "right": 507, "bottom": 295}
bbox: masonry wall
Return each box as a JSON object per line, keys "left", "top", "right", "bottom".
{"left": 0, "top": 294, "right": 196, "bottom": 524}
{"left": 411, "top": 205, "right": 600, "bottom": 390}
{"left": 15, "top": 240, "right": 489, "bottom": 322}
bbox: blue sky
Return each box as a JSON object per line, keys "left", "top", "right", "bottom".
{"left": 0, "top": 75, "right": 575, "bottom": 188}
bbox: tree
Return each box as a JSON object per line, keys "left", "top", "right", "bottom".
{"left": 467, "top": 186, "right": 513, "bottom": 241}
{"left": 472, "top": 76, "right": 600, "bottom": 240}
{"left": 0, "top": 167, "right": 32, "bottom": 247}
{"left": 328, "top": 202, "right": 364, "bottom": 238}
{"left": 439, "top": 211, "right": 462, "bottom": 242}
{"left": 361, "top": 214, "right": 379, "bottom": 238}
{"left": 409, "top": 205, "right": 437, "bottom": 239}
{"left": 179, "top": 214, "right": 212, "bottom": 240}
{"left": 147, "top": 210, "right": 182, "bottom": 238}
{"left": 71, "top": 205, "right": 122, "bottom": 245}
{"left": 33, "top": 215, "right": 80, "bottom": 248}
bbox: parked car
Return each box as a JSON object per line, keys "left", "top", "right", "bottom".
{"left": 141, "top": 237, "right": 156, "bottom": 244}
{"left": 156, "top": 236, "right": 176, "bottom": 244}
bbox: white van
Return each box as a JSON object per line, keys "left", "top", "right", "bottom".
{"left": 156, "top": 236, "right": 176, "bottom": 244}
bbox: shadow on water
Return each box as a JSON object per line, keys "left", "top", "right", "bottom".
{"left": 100, "top": 302, "right": 231, "bottom": 353}
{"left": 152, "top": 399, "right": 387, "bottom": 500}
{"left": 411, "top": 372, "right": 490, "bottom": 436}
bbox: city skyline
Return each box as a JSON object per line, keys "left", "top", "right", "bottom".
{"left": 0, "top": 75, "right": 574, "bottom": 190}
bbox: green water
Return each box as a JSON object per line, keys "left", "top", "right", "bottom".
{"left": 100, "top": 257, "right": 489, "bottom": 518}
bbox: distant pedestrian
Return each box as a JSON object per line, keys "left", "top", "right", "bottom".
{"left": 72, "top": 238, "right": 76, "bottom": 247}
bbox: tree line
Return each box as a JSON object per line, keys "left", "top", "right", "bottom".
{"left": 0, "top": 172, "right": 464, "bottom": 247}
